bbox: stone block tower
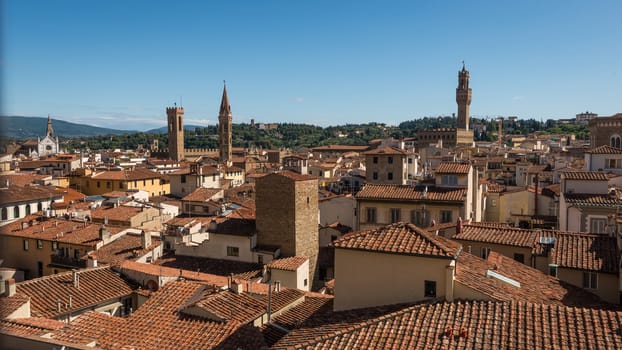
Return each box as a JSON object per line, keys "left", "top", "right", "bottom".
{"left": 456, "top": 62, "right": 472, "bottom": 130}
{"left": 256, "top": 171, "right": 319, "bottom": 289}
{"left": 167, "top": 106, "right": 184, "bottom": 162}
{"left": 218, "top": 82, "right": 233, "bottom": 165}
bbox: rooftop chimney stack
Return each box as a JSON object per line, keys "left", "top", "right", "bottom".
{"left": 99, "top": 226, "right": 111, "bottom": 243}
{"left": 141, "top": 230, "right": 151, "bottom": 250}
{"left": 87, "top": 254, "right": 98, "bottom": 268}
{"left": 4, "top": 279, "right": 16, "bottom": 297}
{"left": 72, "top": 270, "right": 79, "bottom": 288}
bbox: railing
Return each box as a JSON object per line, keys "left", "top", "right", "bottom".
{"left": 50, "top": 254, "right": 86, "bottom": 268}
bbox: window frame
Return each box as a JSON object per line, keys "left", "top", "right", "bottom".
{"left": 226, "top": 246, "right": 240, "bottom": 257}
{"left": 582, "top": 271, "right": 598, "bottom": 289}
{"left": 424, "top": 280, "right": 437, "bottom": 298}
{"left": 366, "top": 207, "right": 377, "bottom": 224}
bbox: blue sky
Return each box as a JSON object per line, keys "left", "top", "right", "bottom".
{"left": 3, "top": 1, "right": 621, "bottom": 131}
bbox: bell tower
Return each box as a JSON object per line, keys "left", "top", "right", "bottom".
{"left": 456, "top": 62, "right": 472, "bottom": 130}
{"left": 218, "top": 82, "right": 233, "bottom": 165}
{"left": 167, "top": 105, "right": 184, "bottom": 162}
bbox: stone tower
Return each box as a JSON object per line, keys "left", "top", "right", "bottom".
{"left": 218, "top": 82, "right": 233, "bottom": 165}
{"left": 167, "top": 106, "right": 185, "bottom": 162}
{"left": 456, "top": 62, "right": 472, "bottom": 130}
{"left": 46, "top": 114, "right": 54, "bottom": 137}
{"left": 256, "top": 171, "right": 320, "bottom": 289}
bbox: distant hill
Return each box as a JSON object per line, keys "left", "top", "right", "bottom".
{"left": 0, "top": 116, "right": 136, "bottom": 138}
{"left": 145, "top": 125, "right": 209, "bottom": 134}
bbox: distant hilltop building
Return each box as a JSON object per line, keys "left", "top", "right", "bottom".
{"left": 38, "top": 115, "right": 60, "bottom": 157}
{"left": 415, "top": 64, "right": 474, "bottom": 147}
{"left": 576, "top": 111, "right": 598, "bottom": 125}
{"left": 588, "top": 113, "right": 622, "bottom": 148}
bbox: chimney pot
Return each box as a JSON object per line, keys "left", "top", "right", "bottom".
{"left": 4, "top": 279, "right": 16, "bottom": 297}
{"left": 72, "top": 270, "right": 79, "bottom": 288}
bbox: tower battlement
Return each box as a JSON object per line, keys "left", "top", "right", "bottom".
{"left": 166, "top": 107, "right": 184, "bottom": 113}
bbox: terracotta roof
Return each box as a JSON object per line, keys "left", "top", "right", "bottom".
{"left": 0, "top": 292, "right": 30, "bottom": 319}
{"left": 16, "top": 267, "right": 135, "bottom": 319}
{"left": 564, "top": 193, "right": 622, "bottom": 207}
{"left": 90, "top": 205, "right": 144, "bottom": 223}
{"left": 272, "top": 300, "right": 622, "bottom": 349}
{"left": 586, "top": 145, "right": 622, "bottom": 154}
{"left": 0, "top": 174, "right": 50, "bottom": 187}
{"left": 363, "top": 146, "right": 408, "bottom": 156}
{"left": 180, "top": 285, "right": 267, "bottom": 323}
{"left": 48, "top": 280, "right": 267, "bottom": 349}
{"left": 453, "top": 224, "right": 540, "bottom": 248}
{"left": 263, "top": 296, "right": 334, "bottom": 346}
{"left": 89, "top": 234, "right": 161, "bottom": 266}
{"left": 435, "top": 162, "right": 471, "bottom": 174}
{"left": 153, "top": 254, "right": 264, "bottom": 282}
{"left": 267, "top": 256, "right": 308, "bottom": 271}
{"left": 0, "top": 185, "right": 61, "bottom": 206}
{"left": 455, "top": 252, "right": 606, "bottom": 307}
{"left": 455, "top": 225, "right": 619, "bottom": 274}
{"left": 356, "top": 184, "right": 467, "bottom": 202}
{"left": 333, "top": 223, "right": 462, "bottom": 259}
{"left": 548, "top": 233, "right": 619, "bottom": 273}
{"left": 91, "top": 168, "right": 165, "bottom": 181}
{"left": 180, "top": 187, "right": 222, "bottom": 202}
{"left": 562, "top": 171, "right": 609, "bottom": 181}
{"left": 0, "top": 216, "right": 121, "bottom": 246}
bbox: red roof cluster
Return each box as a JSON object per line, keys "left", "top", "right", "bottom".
{"left": 356, "top": 184, "right": 467, "bottom": 202}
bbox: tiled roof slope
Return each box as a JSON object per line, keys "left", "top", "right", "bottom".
{"left": 455, "top": 252, "right": 606, "bottom": 307}
{"left": 333, "top": 223, "right": 462, "bottom": 259}
{"left": 564, "top": 193, "right": 622, "bottom": 207}
{"left": 0, "top": 185, "right": 61, "bottom": 205}
{"left": 363, "top": 146, "right": 409, "bottom": 156}
{"left": 562, "top": 171, "right": 609, "bottom": 181}
{"left": 181, "top": 187, "right": 222, "bottom": 202}
{"left": 586, "top": 145, "right": 622, "bottom": 154}
{"left": 454, "top": 226, "right": 620, "bottom": 274}
{"left": 0, "top": 292, "right": 30, "bottom": 319}
{"left": 436, "top": 162, "right": 471, "bottom": 174}
{"left": 356, "top": 184, "right": 467, "bottom": 202}
{"left": 16, "top": 266, "right": 135, "bottom": 318}
{"left": 267, "top": 256, "right": 308, "bottom": 271}
{"left": 549, "top": 233, "right": 619, "bottom": 273}
{"left": 453, "top": 224, "right": 540, "bottom": 248}
{"left": 51, "top": 280, "right": 266, "bottom": 350}
{"left": 273, "top": 300, "right": 622, "bottom": 349}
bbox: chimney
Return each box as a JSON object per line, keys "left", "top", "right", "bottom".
{"left": 227, "top": 273, "right": 233, "bottom": 289}
{"left": 99, "top": 226, "right": 110, "bottom": 243}
{"left": 456, "top": 217, "right": 463, "bottom": 235}
{"left": 87, "top": 254, "right": 97, "bottom": 268}
{"left": 445, "top": 260, "right": 455, "bottom": 302}
{"left": 274, "top": 280, "right": 281, "bottom": 293}
{"left": 141, "top": 230, "right": 151, "bottom": 250}
{"left": 21, "top": 222, "right": 28, "bottom": 230}
{"left": 4, "top": 279, "right": 16, "bottom": 297}
{"left": 72, "top": 270, "right": 79, "bottom": 288}
{"left": 231, "top": 279, "right": 243, "bottom": 294}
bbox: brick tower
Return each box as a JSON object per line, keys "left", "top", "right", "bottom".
{"left": 256, "top": 171, "right": 320, "bottom": 289}
{"left": 456, "top": 62, "right": 472, "bottom": 130}
{"left": 167, "top": 105, "right": 184, "bottom": 162}
{"left": 218, "top": 82, "right": 233, "bottom": 165}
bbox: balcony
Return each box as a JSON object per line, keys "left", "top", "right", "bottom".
{"left": 50, "top": 254, "right": 86, "bottom": 268}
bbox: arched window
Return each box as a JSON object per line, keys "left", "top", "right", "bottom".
{"left": 1, "top": 208, "right": 7, "bottom": 220}
{"left": 14, "top": 206, "right": 20, "bottom": 218}
{"left": 37, "top": 202, "right": 43, "bottom": 212}
{"left": 25, "top": 205, "right": 31, "bottom": 215}
{"left": 611, "top": 135, "right": 621, "bottom": 148}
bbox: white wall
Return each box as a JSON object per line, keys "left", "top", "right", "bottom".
{"left": 319, "top": 196, "right": 356, "bottom": 228}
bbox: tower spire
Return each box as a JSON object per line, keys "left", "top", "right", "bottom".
{"left": 218, "top": 81, "right": 233, "bottom": 165}
{"left": 219, "top": 81, "right": 231, "bottom": 117}
{"left": 46, "top": 114, "right": 54, "bottom": 137}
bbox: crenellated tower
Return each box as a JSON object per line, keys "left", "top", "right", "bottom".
{"left": 167, "top": 105, "right": 185, "bottom": 162}
{"left": 456, "top": 62, "right": 472, "bottom": 130}
{"left": 218, "top": 82, "right": 233, "bottom": 165}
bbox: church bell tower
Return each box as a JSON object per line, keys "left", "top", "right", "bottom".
{"left": 167, "top": 105, "right": 184, "bottom": 162}
{"left": 218, "top": 82, "right": 233, "bottom": 165}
